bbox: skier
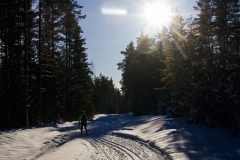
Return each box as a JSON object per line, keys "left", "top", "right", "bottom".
{"left": 79, "top": 111, "right": 88, "bottom": 135}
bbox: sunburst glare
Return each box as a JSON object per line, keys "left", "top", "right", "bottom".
{"left": 143, "top": 0, "right": 173, "bottom": 29}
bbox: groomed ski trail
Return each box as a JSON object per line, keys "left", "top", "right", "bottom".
{"left": 37, "top": 135, "right": 165, "bottom": 160}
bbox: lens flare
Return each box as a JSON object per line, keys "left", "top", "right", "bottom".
{"left": 101, "top": 8, "right": 127, "bottom": 15}
{"left": 101, "top": 2, "right": 127, "bottom": 16}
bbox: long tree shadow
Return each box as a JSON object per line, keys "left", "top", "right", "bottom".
{"left": 47, "top": 113, "right": 145, "bottom": 140}
{"left": 87, "top": 114, "right": 134, "bottom": 138}
{"left": 84, "top": 113, "right": 153, "bottom": 138}
{"left": 153, "top": 117, "right": 240, "bottom": 159}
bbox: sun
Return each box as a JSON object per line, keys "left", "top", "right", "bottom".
{"left": 143, "top": 1, "right": 172, "bottom": 28}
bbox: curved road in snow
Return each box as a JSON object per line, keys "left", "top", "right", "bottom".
{"left": 36, "top": 114, "right": 167, "bottom": 159}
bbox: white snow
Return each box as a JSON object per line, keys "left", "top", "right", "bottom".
{"left": 0, "top": 113, "right": 240, "bottom": 160}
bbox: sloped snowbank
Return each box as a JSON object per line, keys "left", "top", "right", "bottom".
{"left": 113, "top": 114, "right": 240, "bottom": 160}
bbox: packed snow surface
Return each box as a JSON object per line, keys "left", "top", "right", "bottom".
{"left": 0, "top": 113, "right": 240, "bottom": 160}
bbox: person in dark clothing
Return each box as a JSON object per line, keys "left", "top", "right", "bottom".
{"left": 79, "top": 111, "right": 88, "bottom": 135}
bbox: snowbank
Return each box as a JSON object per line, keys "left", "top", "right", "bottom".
{"left": 113, "top": 114, "right": 240, "bottom": 160}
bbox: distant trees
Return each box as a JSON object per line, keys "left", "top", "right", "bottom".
{"left": 118, "top": 0, "right": 240, "bottom": 130}
{"left": 92, "top": 74, "right": 120, "bottom": 114}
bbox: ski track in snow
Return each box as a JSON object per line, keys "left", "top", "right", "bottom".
{"left": 37, "top": 135, "right": 164, "bottom": 160}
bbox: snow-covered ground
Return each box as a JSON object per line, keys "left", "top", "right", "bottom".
{"left": 0, "top": 113, "right": 240, "bottom": 160}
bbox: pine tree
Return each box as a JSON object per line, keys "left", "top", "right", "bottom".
{"left": 118, "top": 33, "right": 166, "bottom": 116}
{"left": 117, "top": 41, "right": 136, "bottom": 113}
{"left": 160, "top": 10, "right": 191, "bottom": 117}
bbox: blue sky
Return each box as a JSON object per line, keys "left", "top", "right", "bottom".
{"left": 77, "top": 0, "right": 198, "bottom": 88}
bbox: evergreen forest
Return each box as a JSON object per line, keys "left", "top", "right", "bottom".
{"left": 0, "top": 0, "right": 120, "bottom": 129}
{"left": 1, "top": 0, "right": 240, "bottom": 135}
{"left": 118, "top": 0, "right": 240, "bottom": 132}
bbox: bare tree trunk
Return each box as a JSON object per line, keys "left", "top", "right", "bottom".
{"left": 65, "top": 2, "right": 69, "bottom": 121}
{"left": 5, "top": 3, "right": 10, "bottom": 130}
{"left": 38, "top": 0, "right": 42, "bottom": 127}
{"left": 51, "top": 1, "right": 57, "bottom": 123}
{"left": 17, "top": 1, "right": 21, "bottom": 127}
{"left": 24, "top": 0, "right": 29, "bottom": 129}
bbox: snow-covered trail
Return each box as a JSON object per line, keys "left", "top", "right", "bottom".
{"left": 37, "top": 135, "right": 163, "bottom": 160}
{"left": 0, "top": 114, "right": 167, "bottom": 160}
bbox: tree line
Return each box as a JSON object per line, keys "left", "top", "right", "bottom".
{"left": 2, "top": 0, "right": 240, "bottom": 133}
{"left": 0, "top": 0, "right": 121, "bottom": 130}
{"left": 118, "top": 0, "right": 240, "bottom": 131}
